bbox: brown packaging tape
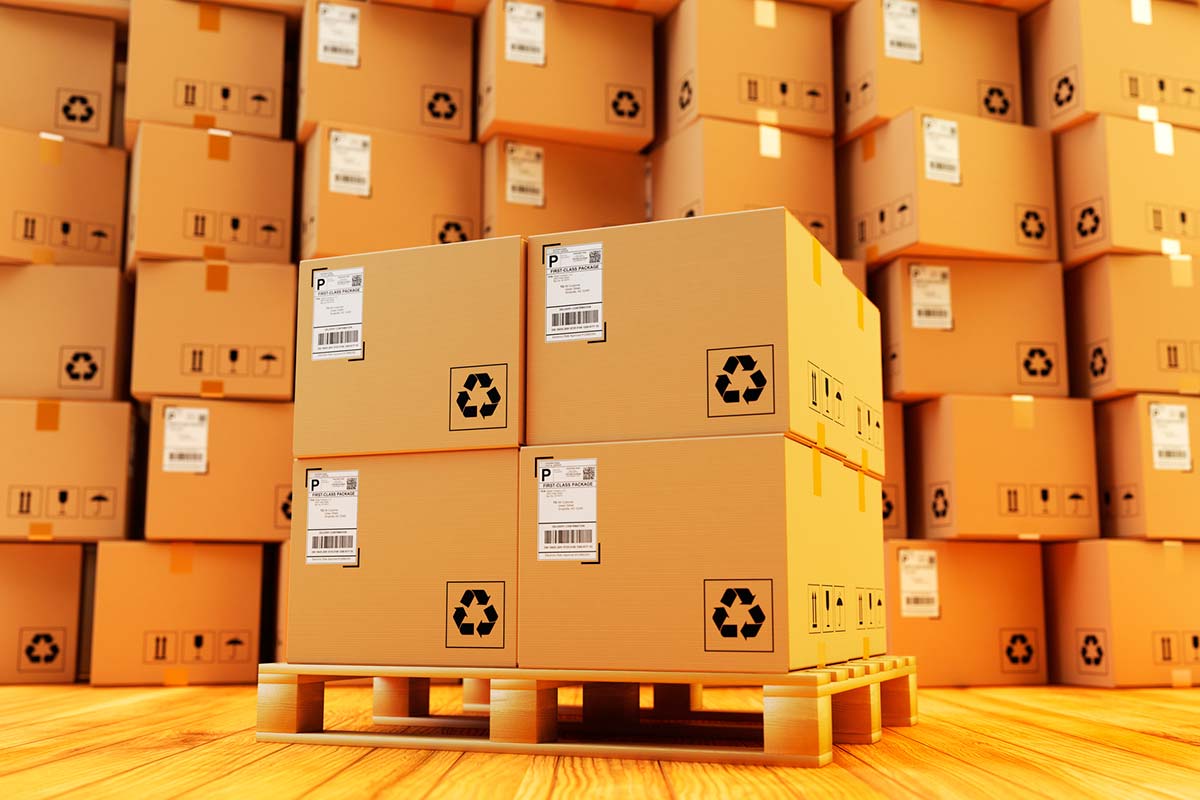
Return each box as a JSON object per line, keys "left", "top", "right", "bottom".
{"left": 170, "top": 542, "right": 194, "bottom": 575}
{"left": 816, "top": 422, "right": 826, "bottom": 449}
{"left": 862, "top": 637, "right": 871, "bottom": 660}
{"left": 28, "top": 523, "right": 53, "bottom": 541}
{"left": 203, "top": 245, "right": 227, "bottom": 261}
{"left": 163, "top": 667, "right": 190, "bottom": 686}
{"left": 31, "top": 248, "right": 55, "bottom": 264}
{"left": 865, "top": 244, "right": 879, "bottom": 262}
{"left": 816, "top": 640, "right": 827, "bottom": 669}
{"left": 39, "top": 135, "right": 63, "bottom": 165}
{"left": 811, "top": 238, "right": 823, "bottom": 285}
{"left": 200, "top": 380, "right": 225, "bottom": 398}
{"left": 856, "top": 292, "right": 865, "bottom": 330}
{"left": 193, "top": 113, "right": 217, "bottom": 129}
{"left": 208, "top": 131, "right": 231, "bottom": 161}
{"left": 35, "top": 400, "right": 60, "bottom": 431}
{"left": 206, "top": 262, "right": 229, "bottom": 292}
{"left": 1011, "top": 395, "right": 1035, "bottom": 430}
{"left": 811, "top": 447, "right": 823, "bottom": 497}
{"left": 861, "top": 131, "right": 875, "bottom": 162}
{"left": 1163, "top": 539, "right": 1183, "bottom": 574}
{"left": 1169, "top": 256, "right": 1194, "bottom": 288}
{"left": 1171, "top": 668, "right": 1192, "bottom": 689}
{"left": 197, "top": 2, "right": 221, "bottom": 32}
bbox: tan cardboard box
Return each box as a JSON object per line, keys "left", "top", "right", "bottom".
{"left": 1045, "top": 539, "right": 1200, "bottom": 687}
{"left": 373, "top": 0, "right": 487, "bottom": 12}
{"left": 1055, "top": 114, "right": 1200, "bottom": 268}
{"left": 127, "top": 123, "right": 293, "bottom": 268}
{"left": 0, "top": 264, "right": 128, "bottom": 401}
{"left": 0, "top": 1, "right": 127, "bottom": 22}
{"left": 211, "top": 0, "right": 303, "bottom": 16}
{"left": 298, "top": 0, "right": 472, "bottom": 144}
{"left": 287, "top": 449, "right": 518, "bottom": 667}
{"left": 575, "top": 0, "right": 858, "bottom": 15}
{"left": 301, "top": 123, "right": 482, "bottom": 259}
{"left": 659, "top": 0, "right": 832, "bottom": 140}
{"left": 1024, "top": 0, "right": 1200, "bottom": 134}
{"left": 131, "top": 261, "right": 296, "bottom": 401}
{"left": 871, "top": 258, "right": 1067, "bottom": 400}
{"left": 125, "top": 0, "right": 284, "bottom": 143}
{"left": 478, "top": 0, "right": 654, "bottom": 151}
{"left": 0, "top": 543, "right": 82, "bottom": 684}
{"left": 525, "top": 209, "right": 885, "bottom": 476}
{"left": 884, "top": 540, "right": 1046, "bottom": 686}
{"left": 0, "top": 128, "right": 126, "bottom": 267}
{"left": 906, "top": 395, "right": 1098, "bottom": 541}
{"left": 519, "top": 435, "right": 885, "bottom": 672}
{"left": 842, "top": 258, "right": 867, "bottom": 293}
{"left": 275, "top": 540, "right": 289, "bottom": 662}
{"left": 482, "top": 137, "right": 645, "bottom": 239}
{"left": 835, "top": 0, "right": 1021, "bottom": 143}
{"left": 90, "top": 541, "right": 262, "bottom": 685}
{"left": 295, "top": 237, "right": 525, "bottom": 458}
{"left": 882, "top": 400, "right": 905, "bottom": 539}
{"left": 838, "top": 107, "right": 1057, "bottom": 266}
{"left": 0, "top": 399, "right": 131, "bottom": 542}
{"left": 649, "top": 117, "right": 836, "bottom": 253}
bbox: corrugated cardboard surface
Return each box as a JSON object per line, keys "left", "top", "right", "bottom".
{"left": 882, "top": 400, "right": 906, "bottom": 539}
{"left": 0, "top": 543, "right": 82, "bottom": 684}
{"left": 373, "top": 0, "right": 487, "bottom": 13}
{"left": 0, "top": 0, "right": 128, "bottom": 22}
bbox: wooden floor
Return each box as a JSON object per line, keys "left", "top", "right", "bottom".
{"left": 1, "top": 683, "right": 1198, "bottom": 798}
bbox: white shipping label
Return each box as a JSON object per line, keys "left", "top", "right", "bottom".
{"left": 311, "top": 266, "right": 364, "bottom": 361}
{"left": 923, "top": 116, "right": 961, "bottom": 184}
{"left": 328, "top": 130, "right": 371, "bottom": 197}
{"left": 306, "top": 470, "right": 359, "bottom": 565}
{"left": 505, "top": 1, "right": 546, "bottom": 65}
{"left": 898, "top": 548, "right": 940, "bottom": 618}
{"left": 909, "top": 264, "right": 953, "bottom": 330}
{"left": 161, "top": 406, "right": 209, "bottom": 474}
{"left": 537, "top": 458, "right": 598, "bottom": 561}
{"left": 505, "top": 141, "right": 545, "bottom": 207}
{"left": 545, "top": 242, "right": 603, "bottom": 342}
{"left": 883, "top": 0, "right": 922, "bottom": 62}
{"left": 1150, "top": 403, "right": 1192, "bottom": 471}
{"left": 317, "top": 3, "right": 361, "bottom": 67}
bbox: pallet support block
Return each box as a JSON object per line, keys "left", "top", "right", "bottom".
{"left": 373, "top": 677, "right": 430, "bottom": 719}
{"left": 832, "top": 683, "right": 882, "bottom": 744}
{"left": 583, "top": 682, "right": 640, "bottom": 729}
{"left": 462, "top": 678, "right": 491, "bottom": 715}
{"left": 257, "top": 673, "right": 325, "bottom": 734}
{"left": 881, "top": 669, "right": 919, "bottom": 727}
{"left": 763, "top": 685, "right": 833, "bottom": 765}
{"left": 490, "top": 679, "right": 558, "bottom": 744}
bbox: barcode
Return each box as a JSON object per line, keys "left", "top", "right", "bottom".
{"left": 345, "top": 477, "right": 358, "bottom": 490}
{"left": 509, "top": 183, "right": 540, "bottom": 194}
{"left": 510, "top": 43, "right": 541, "bottom": 52}
{"left": 888, "top": 39, "right": 917, "bottom": 49}
{"left": 904, "top": 596, "right": 936, "bottom": 605}
{"left": 928, "top": 161, "right": 956, "bottom": 171}
{"left": 322, "top": 45, "right": 355, "bottom": 55}
{"left": 1156, "top": 449, "right": 1189, "bottom": 459}
{"left": 351, "top": 275, "right": 362, "bottom": 287}
{"left": 551, "top": 310, "right": 599, "bottom": 328}
{"left": 333, "top": 173, "right": 366, "bottom": 184}
{"left": 582, "top": 466, "right": 596, "bottom": 480}
{"left": 168, "top": 451, "right": 203, "bottom": 460}
{"left": 916, "top": 308, "right": 948, "bottom": 317}
{"left": 544, "top": 528, "right": 594, "bottom": 544}
{"left": 589, "top": 250, "right": 602, "bottom": 264}
{"left": 310, "top": 534, "right": 354, "bottom": 551}
{"left": 318, "top": 330, "right": 359, "bottom": 346}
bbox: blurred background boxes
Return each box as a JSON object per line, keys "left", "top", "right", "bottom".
{"left": 0, "top": 543, "right": 83, "bottom": 684}
{"left": 882, "top": 400, "right": 906, "bottom": 539}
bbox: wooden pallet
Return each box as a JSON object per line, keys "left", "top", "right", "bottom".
{"left": 257, "top": 656, "right": 916, "bottom": 767}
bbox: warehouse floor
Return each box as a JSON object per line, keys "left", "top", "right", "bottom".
{"left": 2, "top": 684, "right": 1197, "bottom": 798}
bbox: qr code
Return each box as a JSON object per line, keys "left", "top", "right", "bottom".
{"left": 581, "top": 466, "right": 595, "bottom": 480}
{"left": 589, "top": 249, "right": 601, "bottom": 264}
{"left": 351, "top": 275, "right": 362, "bottom": 287}
{"left": 345, "top": 477, "right": 358, "bottom": 490}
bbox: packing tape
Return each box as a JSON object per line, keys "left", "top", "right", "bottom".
{"left": 203, "top": 245, "right": 226, "bottom": 261}
{"left": 1153, "top": 121, "right": 1175, "bottom": 156}
{"left": 816, "top": 422, "right": 827, "bottom": 449}
{"left": 812, "top": 447, "right": 823, "bottom": 497}
{"left": 1179, "top": 375, "right": 1200, "bottom": 395}
{"left": 1170, "top": 668, "right": 1193, "bottom": 689}
{"left": 1011, "top": 394, "right": 1035, "bottom": 430}
{"left": 1163, "top": 539, "right": 1183, "bottom": 573}
{"left": 862, "top": 637, "right": 871, "bottom": 660}
{"left": 200, "top": 379, "right": 225, "bottom": 398}
{"left": 1137, "top": 104, "right": 1159, "bottom": 122}
{"left": 170, "top": 542, "right": 194, "bottom": 574}
{"left": 28, "top": 523, "right": 53, "bottom": 541}
{"left": 856, "top": 292, "right": 865, "bottom": 330}
{"left": 205, "top": 262, "right": 229, "bottom": 292}
{"left": 1169, "top": 255, "right": 1194, "bottom": 287}
{"left": 816, "top": 641, "right": 827, "bottom": 669}
{"left": 861, "top": 131, "right": 876, "bottom": 162}
{"left": 31, "top": 248, "right": 55, "bottom": 264}
{"left": 1130, "top": 0, "right": 1152, "bottom": 25}
{"left": 1017, "top": 532, "right": 1041, "bottom": 541}
{"left": 163, "top": 668, "right": 190, "bottom": 687}
{"left": 1161, "top": 238, "right": 1182, "bottom": 257}
{"left": 197, "top": 2, "right": 220, "bottom": 32}
{"left": 35, "top": 400, "right": 60, "bottom": 431}
{"left": 193, "top": 113, "right": 217, "bottom": 130}
{"left": 38, "top": 132, "right": 63, "bottom": 165}
{"left": 858, "top": 470, "right": 866, "bottom": 512}
{"left": 753, "top": 0, "right": 777, "bottom": 28}
{"left": 812, "top": 239, "right": 823, "bottom": 284}
{"left": 861, "top": 448, "right": 870, "bottom": 474}
{"left": 207, "top": 129, "right": 232, "bottom": 161}
{"left": 758, "top": 125, "right": 782, "bottom": 159}
{"left": 865, "top": 244, "right": 879, "bottom": 263}
{"left": 755, "top": 109, "right": 779, "bottom": 125}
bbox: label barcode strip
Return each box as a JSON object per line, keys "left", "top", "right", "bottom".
{"left": 310, "top": 534, "right": 355, "bottom": 551}
{"left": 543, "top": 528, "right": 594, "bottom": 544}
{"left": 317, "top": 330, "right": 360, "bottom": 346}
{"left": 550, "top": 310, "right": 600, "bottom": 328}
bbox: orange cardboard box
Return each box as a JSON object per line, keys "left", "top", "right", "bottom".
{"left": 835, "top": 0, "right": 1021, "bottom": 142}
{"left": 1045, "top": 539, "right": 1200, "bottom": 687}
{"left": 0, "top": 264, "right": 128, "bottom": 401}
{"left": 882, "top": 400, "right": 905, "bottom": 539}
{"left": 210, "top": 0, "right": 303, "bottom": 16}
{"left": 0, "top": 128, "right": 125, "bottom": 267}
{"left": 0, "top": 1, "right": 127, "bottom": 22}
{"left": 295, "top": 237, "right": 525, "bottom": 458}
{"left": 519, "top": 435, "right": 886, "bottom": 672}
{"left": 125, "top": 0, "right": 284, "bottom": 143}
{"left": 0, "top": 543, "right": 82, "bottom": 684}
{"left": 301, "top": 123, "right": 482, "bottom": 259}
{"left": 838, "top": 107, "right": 1057, "bottom": 266}
{"left": 287, "top": 449, "right": 518, "bottom": 667}
{"left": 884, "top": 540, "right": 1046, "bottom": 686}
{"left": 90, "top": 541, "right": 263, "bottom": 685}
{"left": 571, "top": 0, "right": 858, "bottom": 16}
{"left": 0, "top": 399, "right": 131, "bottom": 542}
{"left": 478, "top": 0, "right": 654, "bottom": 151}
{"left": 871, "top": 258, "right": 1067, "bottom": 400}
{"left": 481, "top": 136, "right": 645, "bottom": 239}
{"left": 1066, "top": 255, "right": 1200, "bottom": 399}
{"left": 373, "top": 0, "right": 486, "bottom": 12}
{"left": 298, "top": 0, "right": 472, "bottom": 144}
{"left": 127, "top": 123, "right": 293, "bottom": 267}
{"left": 1055, "top": 114, "right": 1200, "bottom": 267}
{"left": 275, "top": 540, "right": 289, "bottom": 662}
{"left": 650, "top": 117, "right": 837, "bottom": 253}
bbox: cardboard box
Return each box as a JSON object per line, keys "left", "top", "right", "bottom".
{"left": 519, "top": 435, "right": 885, "bottom": 672}
{"left": 906, "top": 395, "right": 1098, "bottom": 541}
{"left": 275, "top": 540, "right": 288, "bottom": 662}
{"left": 0, "top": 399, "right": 131, "bottom": 542}
{"left": 1024, "top": 0, "right": 1200, "bottom": 134}
{"left": 838, "top": 107, "right": 1057, "bottom": 266}
{"left": 882, "top": 400, "right": 905, "bottom": 539}
{"left": 525, "top": 209, "right": 885, "bottom": 475}
{"left": 298, "top": 0, "right": 472, "bottom": 144}
{"left": 0, "top": 543, "right": 82, "bottom": 684}
{"left": 90, "top": 541, "right": 263, "bottom": 685}
{"left": 212, "top": 0, "right": 303, "bottom": 16}
{"left": 482, "top": 136, "right": 645, "bottom": 239}
{"left": 131, "top": 261, "right": 296, "bottom": 401}
{"left": 1066, "top": 255, "right": 1200, "bottom": 399}
{"left": 295, "top": 237, "right": 525, "bottom": 458}
{"left": 0, "top": 128, "right": 126, "bottom": 267}
{"left": 1045, "top": 539, "right": 1200, "bottom": 687}
{"left": 649, "top": 117, "right": 837, "bottom": 253}
{"left": 127, "top": 123, "right": 293, "bottom": 267}
{"left": 871, "top": 258, "right": 1067, "bottom": 400}
{"left": 373, "top": 0, "right": 486, "bottom": 12}
{"left": 0, "top": 1, "right": 127, "bottom": 22}
{"left": 0, "top": 264, "right": 128, "bottom": 401}
{"left": 301, "top": 123, "right": 482, "bottom": 259}
{"left": 478, "top": 0, "right": 654, "bottom": 151}
{"left": 1055, "top": 114, "right": 1200, "bottom": 268}
{"left": 884, "top": 540, "right": 1046, "bottom": 686}
{"left": 842, "top": 258, "right": 866, "bottom": 293}
{"left": 659, "top": 0, "right": 832, "bottom": 140}
{"left": 125, "top": 0, "right": 284, "bottom": 143}
{"left": 286, "top": 448, "right": 518, "bottom": 667}
{"left": 835, "top": 0, "right": 1022, "bottom": 143}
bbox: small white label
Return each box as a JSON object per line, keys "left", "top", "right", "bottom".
{"left": 329, "top": 130, "right": 371, "bottom": 197}
{"left": 317, "top": 3, "right": 360, "bottom": 68}
{"left": 545, "top": 242, "right": 603, "bottom": 342}
{"left": 898, "top": 548, "right": 939, "bottom": 618}
{"left": 162, "top": 406, "right": 209, "bottom": 474}
{"left": 505, "top": 1, "right": 546, "bottom": 66}
{"left": 505, "top": 141, "right": 545, "bottom": 207}
{"left": 537, "top": 458, "right": 598, "bottom": 561}
{"left": 923, "top": 115, "right": 961, "bottom": 185}
{"left": 910, "top": 264, "right": 952, "bottom": 330}
{"left": 1150, "top": 403, "right": 1192, "bottom": 471}
{"left": 312, "top": 266, "right": 364, "bottom": 361}
{"left": 306, "top": 470, "right": 359, "bottom": 565}
{"left": 883, "top": 0, "right": 922, "bottom": 62}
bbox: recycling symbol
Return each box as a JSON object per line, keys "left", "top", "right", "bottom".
{"left": 24, "top": 632, "right": 60, "bottom": 664}
{"left": 438, "top": 220, "right": 468, "bottom": 244}
{"left": 65, "top": 351, "right": 98, "bottom": 381}
{"left": 1023, "top": 347, "right": 1053, "bottom": 378}
{"left": 611, "top": 90, "right": 641, "bottom": 119}
{"left": 1005, "top": 633, "right": 1034, "bottom": 665}
{"left": 455, "top": 372, "right": 501, "bottom": 418}
{"left": 983, "top": 86, "right": 1010, "bottom": 116}
{"left": 1080, "top": 634, "right": 1104, "bottom": 666}
{"left": 1089, "top": 346, "right": 1108, "bottom": 378}
{"left": 714, "top": 354, "right": 767, "bottom": 405}
{"left": 427, "top": 91, "right": 458, "bottom": 121}
{"left": 61, "top": 94, "right": 95, "bottom": 124}
{"left": 711, "top": 587, "right": 766, "bottom": 640}
{"left": 882, "top": 489, "right": 894, "bottom": 521}
{"left": 1020, "top": 210, "right": 1046, "bottom": 240}
{"left": 1054, "top": 75, "right": 1075, "bottom": 107}
{"left": 452, "top": 588, "right": 498, "bottom": 637}
{"left": 281, "top": 491, "right": 292, "bottom": 521}
{"left": 678, "top": 79, "right": 693, "bottom": 111}
{"left": 1076, "top": 206, "right": 1101, "bottom": 238}
{"left": 931, "top": 488, "right": 949, "bottom": 519}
